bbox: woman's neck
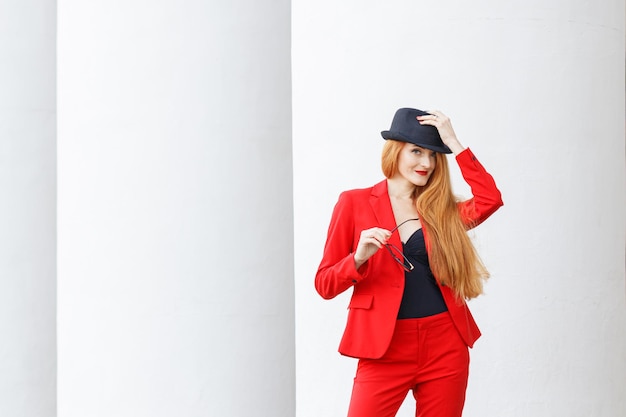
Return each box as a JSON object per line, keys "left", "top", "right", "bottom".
{"left": 386, "top": 177, "right": 417, "bottom": 201}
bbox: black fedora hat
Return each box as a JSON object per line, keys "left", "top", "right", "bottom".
{"left": 381, "top": 107, "right": 451, "bottom": 154}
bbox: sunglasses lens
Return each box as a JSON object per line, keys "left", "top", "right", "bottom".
{"left": 385, "top": 244, "right": 413, "bottom": 272}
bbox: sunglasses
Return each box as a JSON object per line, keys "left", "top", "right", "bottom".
{"left": 383, "top": 218, "right": 420, "bottom": 272}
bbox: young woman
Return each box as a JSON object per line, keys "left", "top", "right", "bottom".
{"left": 315, "top": 107, "right": 503, "bottom": 417}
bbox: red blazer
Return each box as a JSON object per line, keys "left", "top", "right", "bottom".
{"left": 315, "top": 148, "right": 503, "bottom": 359}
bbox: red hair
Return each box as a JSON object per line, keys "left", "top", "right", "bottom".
{"left": 381, "top": 139, "right": 489, "bottom": 300}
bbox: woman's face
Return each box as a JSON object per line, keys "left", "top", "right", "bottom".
{"left": 394, "top": 142, "right": 437, "bottom": 187}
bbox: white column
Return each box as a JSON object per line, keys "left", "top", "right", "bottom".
{"left": 0, "top": 1, "right": 57, "bottom": 416}
{"left": 57, "top": 1, "right": 293, "bottom": 416}
{"left": 294, "top": 0, "right": 625, "bottom": 416}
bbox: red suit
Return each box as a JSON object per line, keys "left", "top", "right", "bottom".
{"left": 315, "top": 148, "right": 503, "bottom": 359}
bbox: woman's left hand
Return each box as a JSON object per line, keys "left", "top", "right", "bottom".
{"left": 416, "top": 111, "right": 465, "bottom": 155}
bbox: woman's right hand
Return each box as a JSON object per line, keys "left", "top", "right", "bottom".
{"left": 353, "top": 227, "right": 392, "bottom": 270}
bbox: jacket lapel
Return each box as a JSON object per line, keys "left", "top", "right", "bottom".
{"left": 369, "top": 180, "right": 401, "bottom": 248}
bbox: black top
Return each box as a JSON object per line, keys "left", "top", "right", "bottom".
{"left": 396, "top": 228, "right": 448, "bottom": 319}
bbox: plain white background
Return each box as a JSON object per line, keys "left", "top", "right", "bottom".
{"left": 0, "top": 1, "right": 56, "bottom": 416}
{"left": 293, "top": 0, "right": 626, "bottom": 416}
{"left": 0, "top": 0, "right": 624, "bottom": 416}
{"left": 57, "top": 1, "right": 294, "bottom": 416}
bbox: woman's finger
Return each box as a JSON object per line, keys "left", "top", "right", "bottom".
{"left": 359, "top": 228, "right": 391, "bottom": 247}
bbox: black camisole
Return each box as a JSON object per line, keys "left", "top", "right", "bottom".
{"left": 396, "top": 228, "right": 448, "bottom": 319}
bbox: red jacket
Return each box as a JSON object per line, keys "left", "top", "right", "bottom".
{"left": 315, "top": 148, "right": 503, "bottom": 359}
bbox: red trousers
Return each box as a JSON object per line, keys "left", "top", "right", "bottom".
{"left": 347, "top": 312, "right": 470, "bottom": 417}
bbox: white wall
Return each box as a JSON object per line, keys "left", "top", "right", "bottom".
{"left": 4, "top": 1, "right": 624, "bottom": 415}
{"left": 293, "top": 1, "right": 626, "bottom": 416}
{"left": 58, "top": 1, "right": 293, "bottom": 416}
{"left": 0, "top": 1, "right": 57, "bottom": 416}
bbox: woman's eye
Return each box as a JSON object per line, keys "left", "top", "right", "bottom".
{"left": 412, "top": 149, "right": 421, "bottom": 154}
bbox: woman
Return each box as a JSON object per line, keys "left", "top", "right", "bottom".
{"left": 315, "top": 107, "right": 503, "bottom": 417}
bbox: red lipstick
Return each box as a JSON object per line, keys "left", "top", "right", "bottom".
{"left": 416, "top": 170, "right": 428, "bottom": 176}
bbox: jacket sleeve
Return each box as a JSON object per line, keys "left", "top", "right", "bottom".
{"left": 455, "top": 148, "right": 504, "bottom": 228}
{"left": 315, "top": 192, "right": 370, "bottom": 300}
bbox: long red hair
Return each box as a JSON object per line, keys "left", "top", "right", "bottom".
{"left": 381, "top": 139, "right": 489, "bottom": 300}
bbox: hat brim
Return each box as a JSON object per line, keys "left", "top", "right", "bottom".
{"left": 381, "top": 131, "right": 452, "bottom": 154}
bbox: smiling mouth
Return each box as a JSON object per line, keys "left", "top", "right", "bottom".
{"left": 416, "top": 171, "right": 429, "bottom": 176}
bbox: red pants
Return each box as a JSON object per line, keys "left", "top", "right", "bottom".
{"left": 347, "top": 312, "right": 470, "bottom": 417}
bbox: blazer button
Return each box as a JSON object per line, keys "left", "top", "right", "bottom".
{"left": 352, "top": 279, "right": 357, "bottom": 284}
